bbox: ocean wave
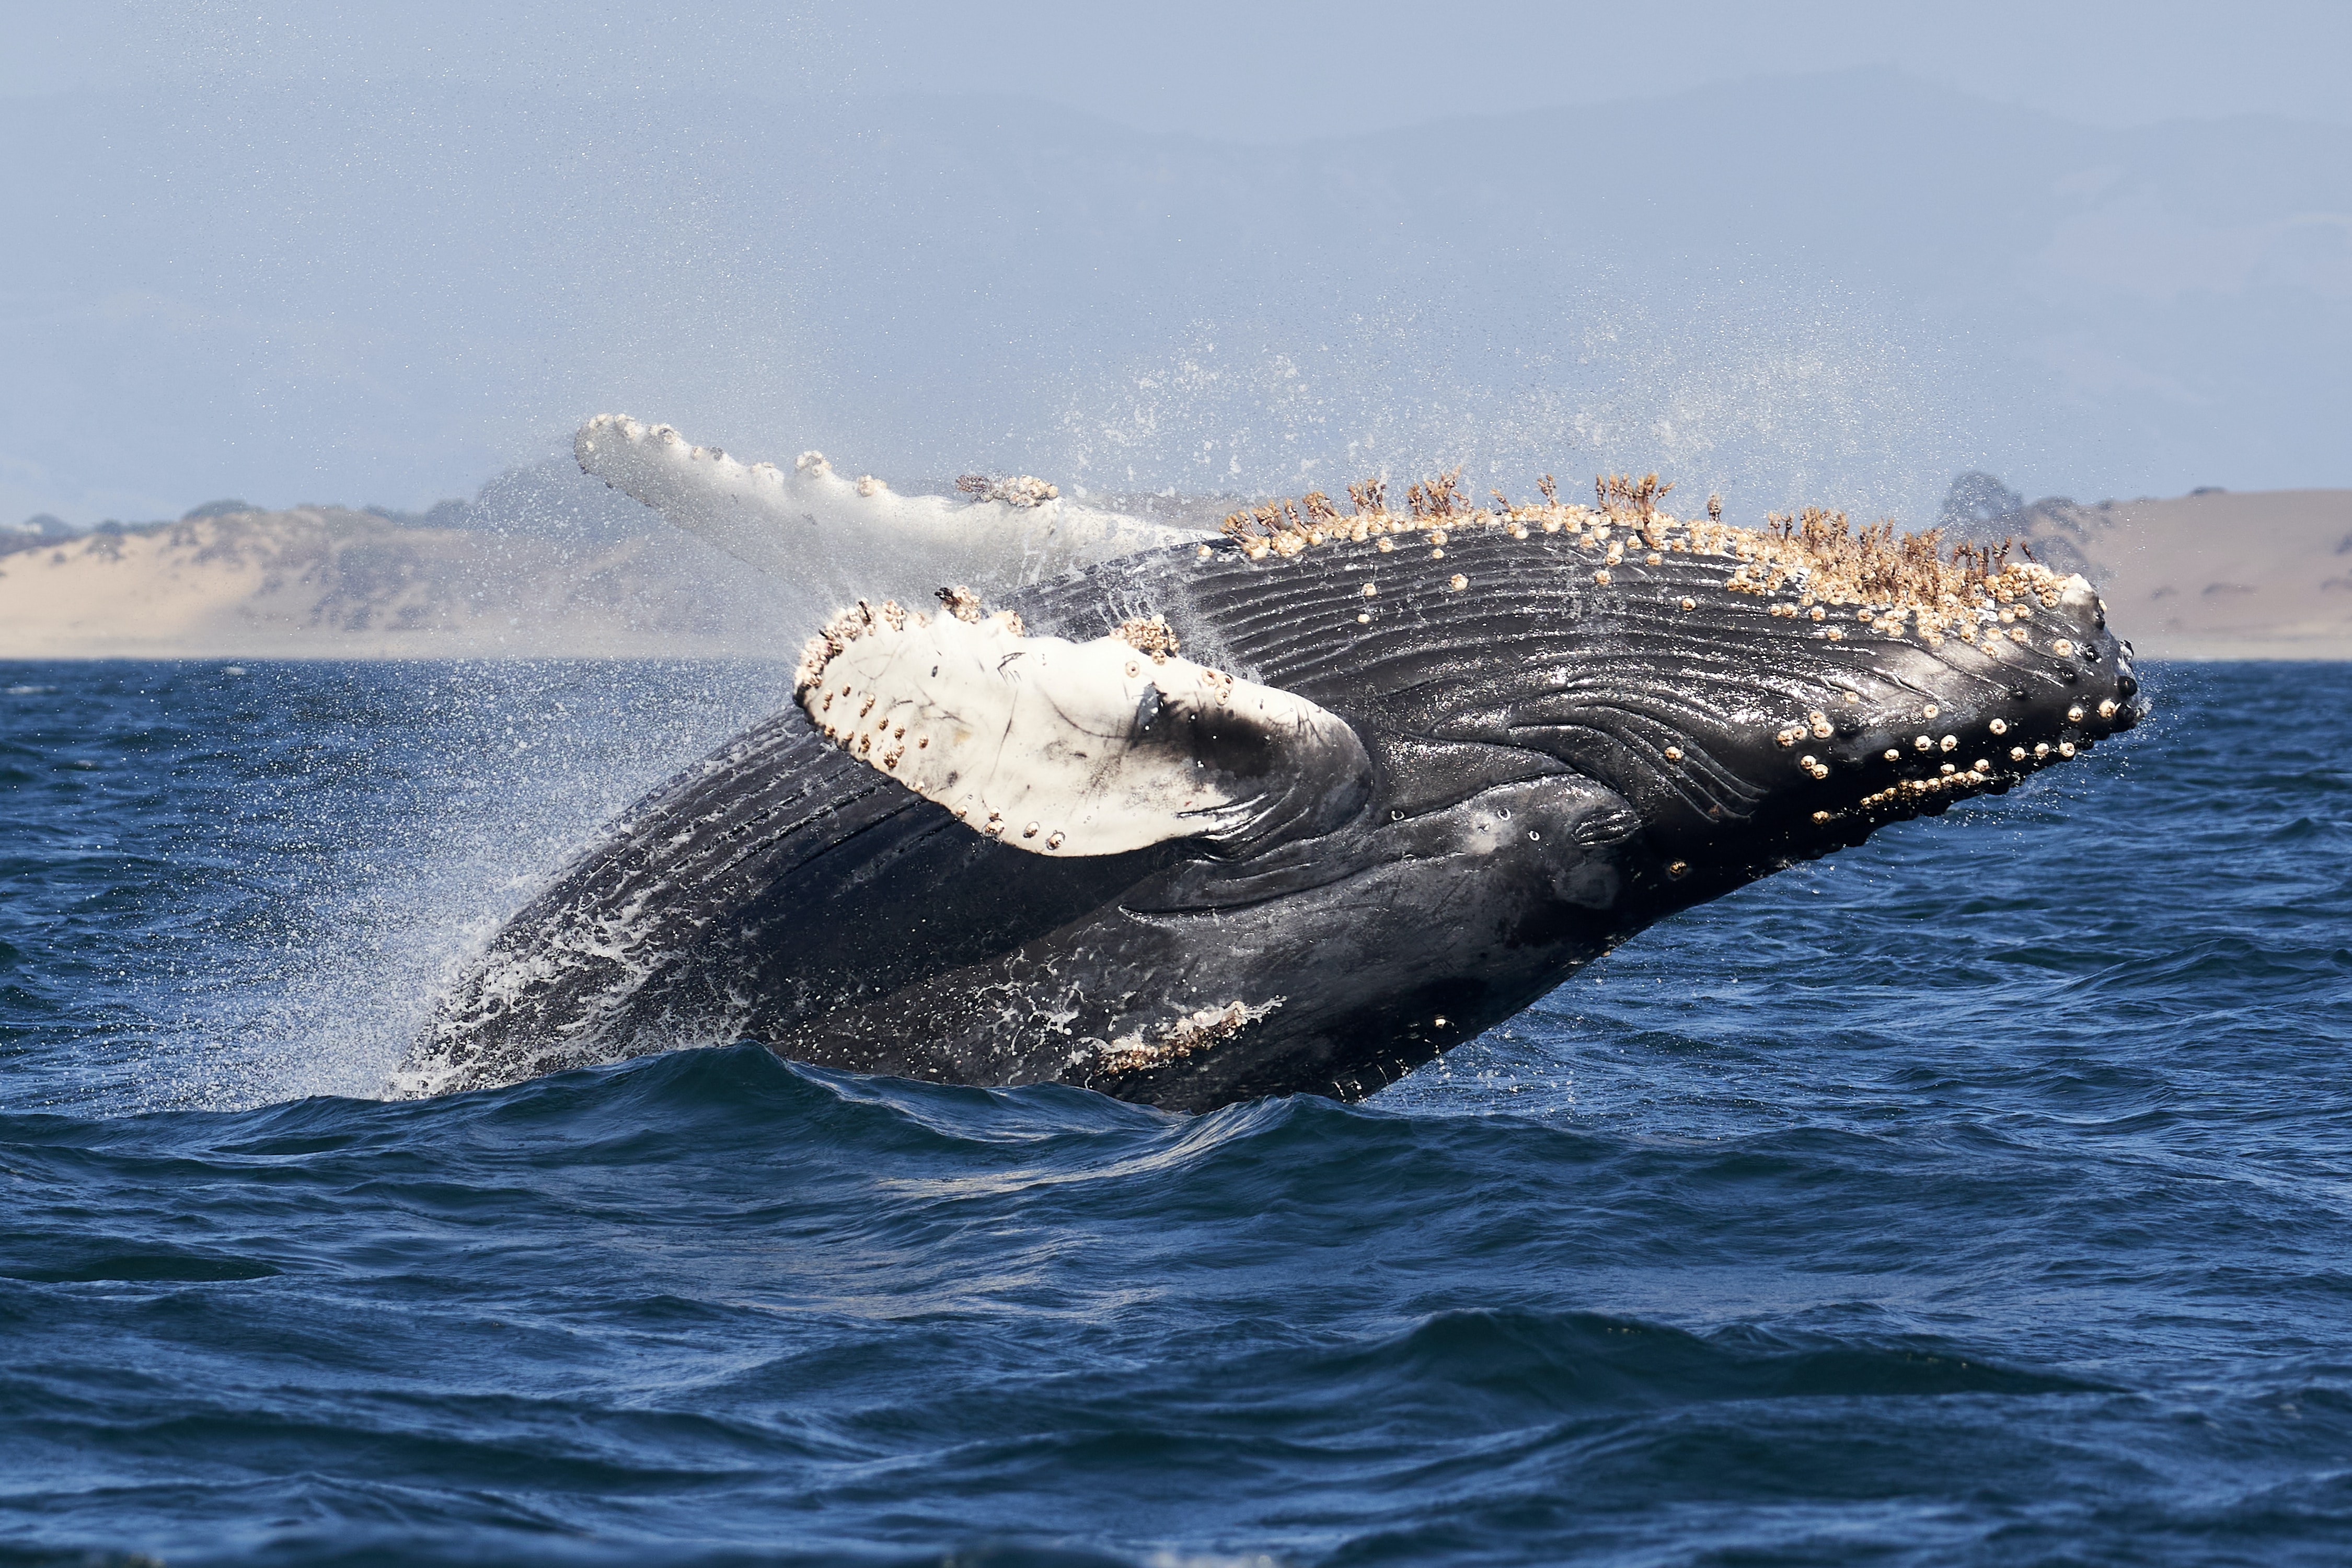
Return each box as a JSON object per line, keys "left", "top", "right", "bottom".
{"left": 7, "top": 660, "right": 2352, "bottom": 1564}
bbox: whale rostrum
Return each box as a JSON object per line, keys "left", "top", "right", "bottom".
{"left": 399, "top": 419, "right": 2148, "bottom": 1109}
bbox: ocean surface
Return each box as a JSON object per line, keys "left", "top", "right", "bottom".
{"left": 4, "top": 658, "right": 2349, "bottom": 1567}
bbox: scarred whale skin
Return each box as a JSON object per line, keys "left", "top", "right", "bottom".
{"left": 403, "top": 449, "right": 2147, "bottom": 1111}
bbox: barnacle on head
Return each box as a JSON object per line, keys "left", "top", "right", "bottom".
{"left": 1207, "top": 466, "right": 2070, "bottom": 639}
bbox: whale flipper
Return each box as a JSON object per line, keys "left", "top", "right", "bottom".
{"left": 795, "top": 598, "right": 1371, "bottom": 858}
{"left": 573, "top": 414, "right": 1205, "bottom": 602}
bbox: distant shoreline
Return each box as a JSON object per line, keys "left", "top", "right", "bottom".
{"left": 5, "top": 488, "right": 2347, "bottom": 662}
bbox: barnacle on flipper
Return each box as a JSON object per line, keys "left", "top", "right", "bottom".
{"left": 1113, "top": 614, "right": 1180, "bottom": 663}
{"left": 955, "top": 472, "right": 1060, "bottom": 508}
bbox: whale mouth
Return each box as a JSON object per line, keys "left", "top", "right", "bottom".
{"left": 1582, "top": 571, "right": 2149, "bottom": 896}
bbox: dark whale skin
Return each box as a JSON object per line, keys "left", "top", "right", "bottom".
{"left": 407, "top": 526, "right": 2145, "bottom": 1110}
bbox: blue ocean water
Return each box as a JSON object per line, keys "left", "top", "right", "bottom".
{"left": 4, "top": 658, "right": 2349, "bottom": 1567}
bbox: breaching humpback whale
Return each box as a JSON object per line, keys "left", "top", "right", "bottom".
{"left": 401, "top": 416, "right": 2146, "bottom": 1109}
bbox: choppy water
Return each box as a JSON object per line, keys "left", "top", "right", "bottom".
{"left": 5, "top": 659, "right": 2349, "bottom": 1567}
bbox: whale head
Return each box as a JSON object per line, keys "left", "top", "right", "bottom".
{"left": 1184, "top": 496, "right": 2148, "bottom": 913}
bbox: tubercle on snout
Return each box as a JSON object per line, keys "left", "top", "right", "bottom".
{"left": 1740, "top": 685, "right": 2135, "bottom": 849}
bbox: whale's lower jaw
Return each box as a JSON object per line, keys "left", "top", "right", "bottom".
{"left": 403, "top": 467, "right": 2146, "bottom": 1110}
{"left": 748, "top": 766, "right": 1644, "bottom": 1112}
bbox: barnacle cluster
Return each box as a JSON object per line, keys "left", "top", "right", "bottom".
{"left": 955, "top": 472, "right": 1060, "bottom": 508}
{"left": 1113, "top": 614, "right": 1181, "bottom": 663}
{"left": 795, "top": 594, "right": 1022, "bottom": 696}
{"left": 1217, "top": 468, "right": 2073, "bottom": 635}
{"left": 1088, "top": 999, "right": 1284, "bottom": 1074}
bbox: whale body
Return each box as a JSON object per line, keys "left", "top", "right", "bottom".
{"left": 401, "top": 423, "right": 2146, "bottom": 1109}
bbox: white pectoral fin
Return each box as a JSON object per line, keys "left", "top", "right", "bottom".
{"left": 797, "top": 606, "right": 1370, "bottom": 857}
{"left": 573, "top": 412, "right": 953, "bottom": 581}
{"left": 573, "top": 414, "right": 1207, "bottom": 591}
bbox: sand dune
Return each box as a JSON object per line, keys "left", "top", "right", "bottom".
{"left": 0, "top": 506, "right": 785, "bottom": 659}
{"left": 2007, "top": 489, "right": 2352, "bottom": 660}
{"left": 3, "top": 488, "right": 2346, "bottom": 660}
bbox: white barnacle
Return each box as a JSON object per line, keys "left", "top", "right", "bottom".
{"left": 2034, "top": 742, "right": 2051, "bottom": 758}
{"left": 1923, "top": 705, "right": 1940, "bottom": 718}
{"left": 2059, "top": 741, "right": 2077, "bottom": 758}
{"left": 2011, "top": 746, "right": 2026, "bottom": 760}
{"left": 1356, "top": 613, "right": 1370, "bottom": 624}
{"left": 1376, "top": 538, "right": 1394, "bottom": 553}
{"left": 2054, "top": 639, "right": 2076, "bottom": 656}
{"left": 1022, "top": 821, "right": 1041, "bottom": 838}
{"left": 1884, "top": 748, "right": 1901, "bottom": 762}
{"left": 1989, "top": 718, "right": 2008, "bottom": 735}
{"left": 1940, "top": 735, "right": 1958, "bottom": 752}
{"left": 1679, "top": 597, "right": 1697, "bottom": 611}
{"left": 1448, "top": 573, "right": 1468, "bottom": 592}
{"left": 1664, "top": 746, "right": 1684, "bottom": 761}
{"left": 2067, "top": 705, "right": 2085, "bottom": 723}
{"left": 1915, "top": 735, "right": 1933, "bottom": 751}
{"left": 1594, "top": 570, "right": 1612, "bottom": 585}
{"left": 2099, "top": 699, "right": 2118, "bottom": 718}
{"left": 1801, "top": 754, "right": 1818, "bottom": 768}
{"left": 1810, "top": 763, "right": 1829, "bottom": 779}
{"left": 1046, "top": 831, "right": 1066, "bottom": 849}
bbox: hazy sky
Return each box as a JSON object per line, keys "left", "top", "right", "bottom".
{"left": 2, "top": 3, "right": 2347, "bottom": 527}
{"left": 9, "top": 1, "right": 2349, "bottom": 135}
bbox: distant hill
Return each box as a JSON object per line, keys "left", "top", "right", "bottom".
{"left": 2, "top": 485, "right": 2342, "bottom": 661}
{"left": 2004, "top": 489, "right": 2352, "bottom": 660}
{"left": 0, "top": 504, "right": 786, "bottom": 659}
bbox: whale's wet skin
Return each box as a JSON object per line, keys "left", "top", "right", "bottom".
{"left": 405, "top": 429, "right": 2146, "bottom": 1106}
